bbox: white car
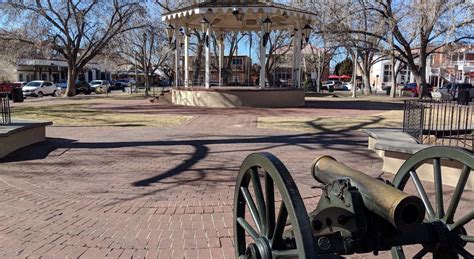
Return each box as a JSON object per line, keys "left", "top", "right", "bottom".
{"left": 22, "top": 81, "right": 59, "bottom": 97}
{"left": 89, "top": 80, "right": 111, "bottom": 94}
{"left": 343, "top": 82, "right": 353, "bottom": 90}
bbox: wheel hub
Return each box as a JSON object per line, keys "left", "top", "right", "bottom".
{"left": 423, "top": 221, "right": 467, "bottom": 256}
{"left": 244, "top": 238, "right": 272, "bottom": 259}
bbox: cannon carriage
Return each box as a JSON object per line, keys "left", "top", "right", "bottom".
{"left": 233, "top": 147, "right": 473, "bottom": 258}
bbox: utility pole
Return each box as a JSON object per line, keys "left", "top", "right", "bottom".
{"left": 352, "top": 48, "right": 357, "bottom": 98}
{"left": 390, "top": 27, "right": 397, "bottom": 98}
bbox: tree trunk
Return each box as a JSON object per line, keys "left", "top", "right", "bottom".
{"left": 390, "top": 55, "right": 397, "bottom": 98}
{"left": 363, "top": 70, "right": 372, "bottom": 95}
{"left": 193, "top": 39, "right": 204, "bottom": 84}
{"left": 66, "top": 66, "right": 77, "bottom": 97}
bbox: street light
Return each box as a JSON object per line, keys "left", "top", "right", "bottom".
{"left": 302, "top": 24, "right": 312, "bottom": 43}
{"left": 165, "top": 24, "right": 174, "bottom": 45}
{"left": 262, "top": 17, "right": 272, "bottom": 47}
{"left": 201, "top": 18, "right": 210, "bottom": 47}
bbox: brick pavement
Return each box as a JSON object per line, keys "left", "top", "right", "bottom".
{"left": 0, "top": 99, "right": 470, "bottom": 258}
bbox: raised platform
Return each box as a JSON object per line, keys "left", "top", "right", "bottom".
{"left": 172, "top": 87, "right": 305, "bottom": 108}
{"left": 0, "top": 119, "right": 52, "bottom": 158}
{"left": 364, "top": 128, "right": 473, "bottom": 190}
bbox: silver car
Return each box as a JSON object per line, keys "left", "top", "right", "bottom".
{"left": 89, "top": 80, "right": 111, "bottom": 94}
{"left": 22, "top": 81, "right": 59, "bottom": 97}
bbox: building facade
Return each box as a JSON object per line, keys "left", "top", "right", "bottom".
{"left": 0, "top": 51, "right": 111, "bottom": 83}
{"left": 272, "top": 45, "right": 330, "bottom": 87}
{"left": 369, "top": 44, "right": 474, "bottom": 93}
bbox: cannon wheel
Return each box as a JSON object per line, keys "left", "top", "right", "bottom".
{"left": 391, "top": 147, "right": 473, "bottom": 259}
{"left": 234, "top": 152, "right": 316, "bottom": 259}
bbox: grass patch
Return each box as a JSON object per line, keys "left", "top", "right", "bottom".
{"left": 12, "top": 103, "right": 191, "bottom": 127}
{"left": 258, "top": 110, "right": 403, "bottom": 133}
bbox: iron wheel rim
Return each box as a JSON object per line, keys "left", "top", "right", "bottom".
{"left": 234, "top": 152, "right": 316, "bottom": 259}
{"left": 391, "top": 146, "right": 473, "bottom": 258}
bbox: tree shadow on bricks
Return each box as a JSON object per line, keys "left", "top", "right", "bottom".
{"left": 0, "top": 116, "right": 385, "bottom": 205}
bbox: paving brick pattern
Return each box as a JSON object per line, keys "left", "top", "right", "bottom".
{"left": 0, "top": 99, "right": 470, "bottom": 258}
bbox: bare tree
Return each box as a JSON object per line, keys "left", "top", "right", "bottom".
{"left": 363, "top": 0, "right": 473, "bottom": 97}
{"left": 0, "top": 0, "right": 144, "bottom": 96}
{"left": 264, "top": 30, "right": 292, "bottom": 86}
{"left": 112, "top": 20, "right": 172, "bottom": 95}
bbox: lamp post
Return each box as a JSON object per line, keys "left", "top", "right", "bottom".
{"left": 143, "top": 32, "right": 148, "bottom": 96}
{"left": 262, "top": 17, "right": 272, "bottom": 47}
{"left": 201, "top": 18, "right": 209, "bottom": 47}
{"left": 201, "top": 18, "right": 211, "bottom": 88}
{"left": 165, "top": 24, "right": 174, "bottom": 46}
{"left": 302, "top": 24, "right": 312, "bottom": 44}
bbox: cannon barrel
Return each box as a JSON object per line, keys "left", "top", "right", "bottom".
{"left": 312, "top": 156, "right": 425, "bottom": 231}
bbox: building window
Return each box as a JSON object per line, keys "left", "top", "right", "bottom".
{"left": 19, "top": 74, "right": 23, "bottom": 82}
{"left": 232, "top": 59, "right": 242, "bottom": 65}
{"left": 42, "top": 73, "right": 48, "bottom": 81}
{"left": 383, "top": 64, "right": 392, "bottom": 83}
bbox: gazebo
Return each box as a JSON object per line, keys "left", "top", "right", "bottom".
{"left": 162, "top": 0, "right": 316, "bottom": 108}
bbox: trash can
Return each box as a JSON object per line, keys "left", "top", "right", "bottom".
{"left": 328, "top": 85, "right": 334, "bottom": 93}
{"left": 11, "top": 87, "right": 24, "bottom": 103}
{"left": 458, "top": 89, "right": 470, "bottom": 105}
{"left": 385, "top": 87, "right": 391, "bottom": 95}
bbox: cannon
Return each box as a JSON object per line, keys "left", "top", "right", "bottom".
{"left": 233, "top": 147, "right": 473, "bottom": 258}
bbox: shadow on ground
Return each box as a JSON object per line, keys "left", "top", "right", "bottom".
{"left": 1, "top": 116, "right": 383, "bottom": 204}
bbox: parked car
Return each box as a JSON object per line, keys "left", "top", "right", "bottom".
{"left": 112, "top": 79, "right": 136, "bottom": 91}
{"left": 22, "top": 81, "right": 59, "bottom": 97}
{"left": 89, "top": 80, "right": 111, "bottom": 94}
{"left": 401, "top": 82, "right": 433, "bottom": 97}
{"left": 342, "top": 82, "right": 352, "bottom": 91}
{"left": 322, "top": 80, "right": 342, "bottom": 92}
{"left": 436, "top": 83, "right": 474, "bottom": 101}
{"left": 13, "top": 82, "right": 28, "bottom": 88}
{"left": 75, "top": 81, "right": 92, "bottom": 95}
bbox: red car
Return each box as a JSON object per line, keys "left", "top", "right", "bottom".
{"left": 401, "top": 83, "right": 433, "bottom": 97}
{"left": 0, "top": 82, "right": 24, "bottom": 102}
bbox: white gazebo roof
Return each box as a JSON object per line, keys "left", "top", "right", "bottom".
{"left": 162, "top": 0, "right": 316, "bottom": 31}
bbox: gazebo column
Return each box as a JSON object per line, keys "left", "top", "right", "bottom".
{"left": 218, "top": 32, "right": 224, "bottom": 87}
{"left": 259, "top": 30, "right": 266, "bottom": 88}
{"left": 293, "top": 27, "right": 302, "bottom": 88}
{"left": 205, "top": 27, "right": 211, "bottom": 89}
{"left": 184, "top": 27, "right": 190, "bottom": 88}
{"left": 174, "top": 26, "right": 181, "bottom": 87}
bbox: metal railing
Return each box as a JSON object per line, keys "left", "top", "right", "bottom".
{"left": 403, "top": 99, "right": 473, "bottom": 150}
{"left": 1, "top": 93, "right": 11, "bottom": 125}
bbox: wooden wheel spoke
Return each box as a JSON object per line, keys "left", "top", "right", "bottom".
{"left": 450, "top": 211, "right": 474, "bottom": 230}
{"left": 241, "top": 186, "right": 262, "bottom": 233}
{"left": 272, "top": 202, "right": 288, "bottom": 249}
{"left": 265, "top": 172, "right": 275, "bottom": 239}
{"left": 460, "top": 235, "right": 474, "bottom": 243}
{"left": 237, "top": 217, "right": 259, "bottom": 241}
{"left": 413, "top": 248, "right": 428, "bottom": 259}
{"left": 445, "top": 165, "right": 471, "bottom": 223}
{"left": 272, "top": 249, "right": 298, "bottom": 258}
{"left": 457, "top": 246, "right": 473, "bottom": 258}
{"left": 250, "top": 168, "right": 267, "bottom": 235}
{"left": 409, "top": 170, "right": 435, "bottom": 219}
{"left": 433, "top": 158, "right": 445, "bottom": 219}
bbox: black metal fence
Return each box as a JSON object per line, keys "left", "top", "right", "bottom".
{"left": 403, "top": 99, "right": 473, "bottom": 150}
{"left": 1, "top": 93, "right": 11, "bottom": 125}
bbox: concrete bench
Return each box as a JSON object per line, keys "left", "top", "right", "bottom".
{"left": 0, "top": 119, "right": 52, "bottom": 158}
{"left": 363, "top": 128, "right": 473, "bottom": 190}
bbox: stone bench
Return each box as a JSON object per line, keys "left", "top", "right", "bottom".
{"left": 0, "top": 119, "right": 52, "bottom": 158}
{"left": 363, "top": 128, "right": 473, "bottom": 190}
